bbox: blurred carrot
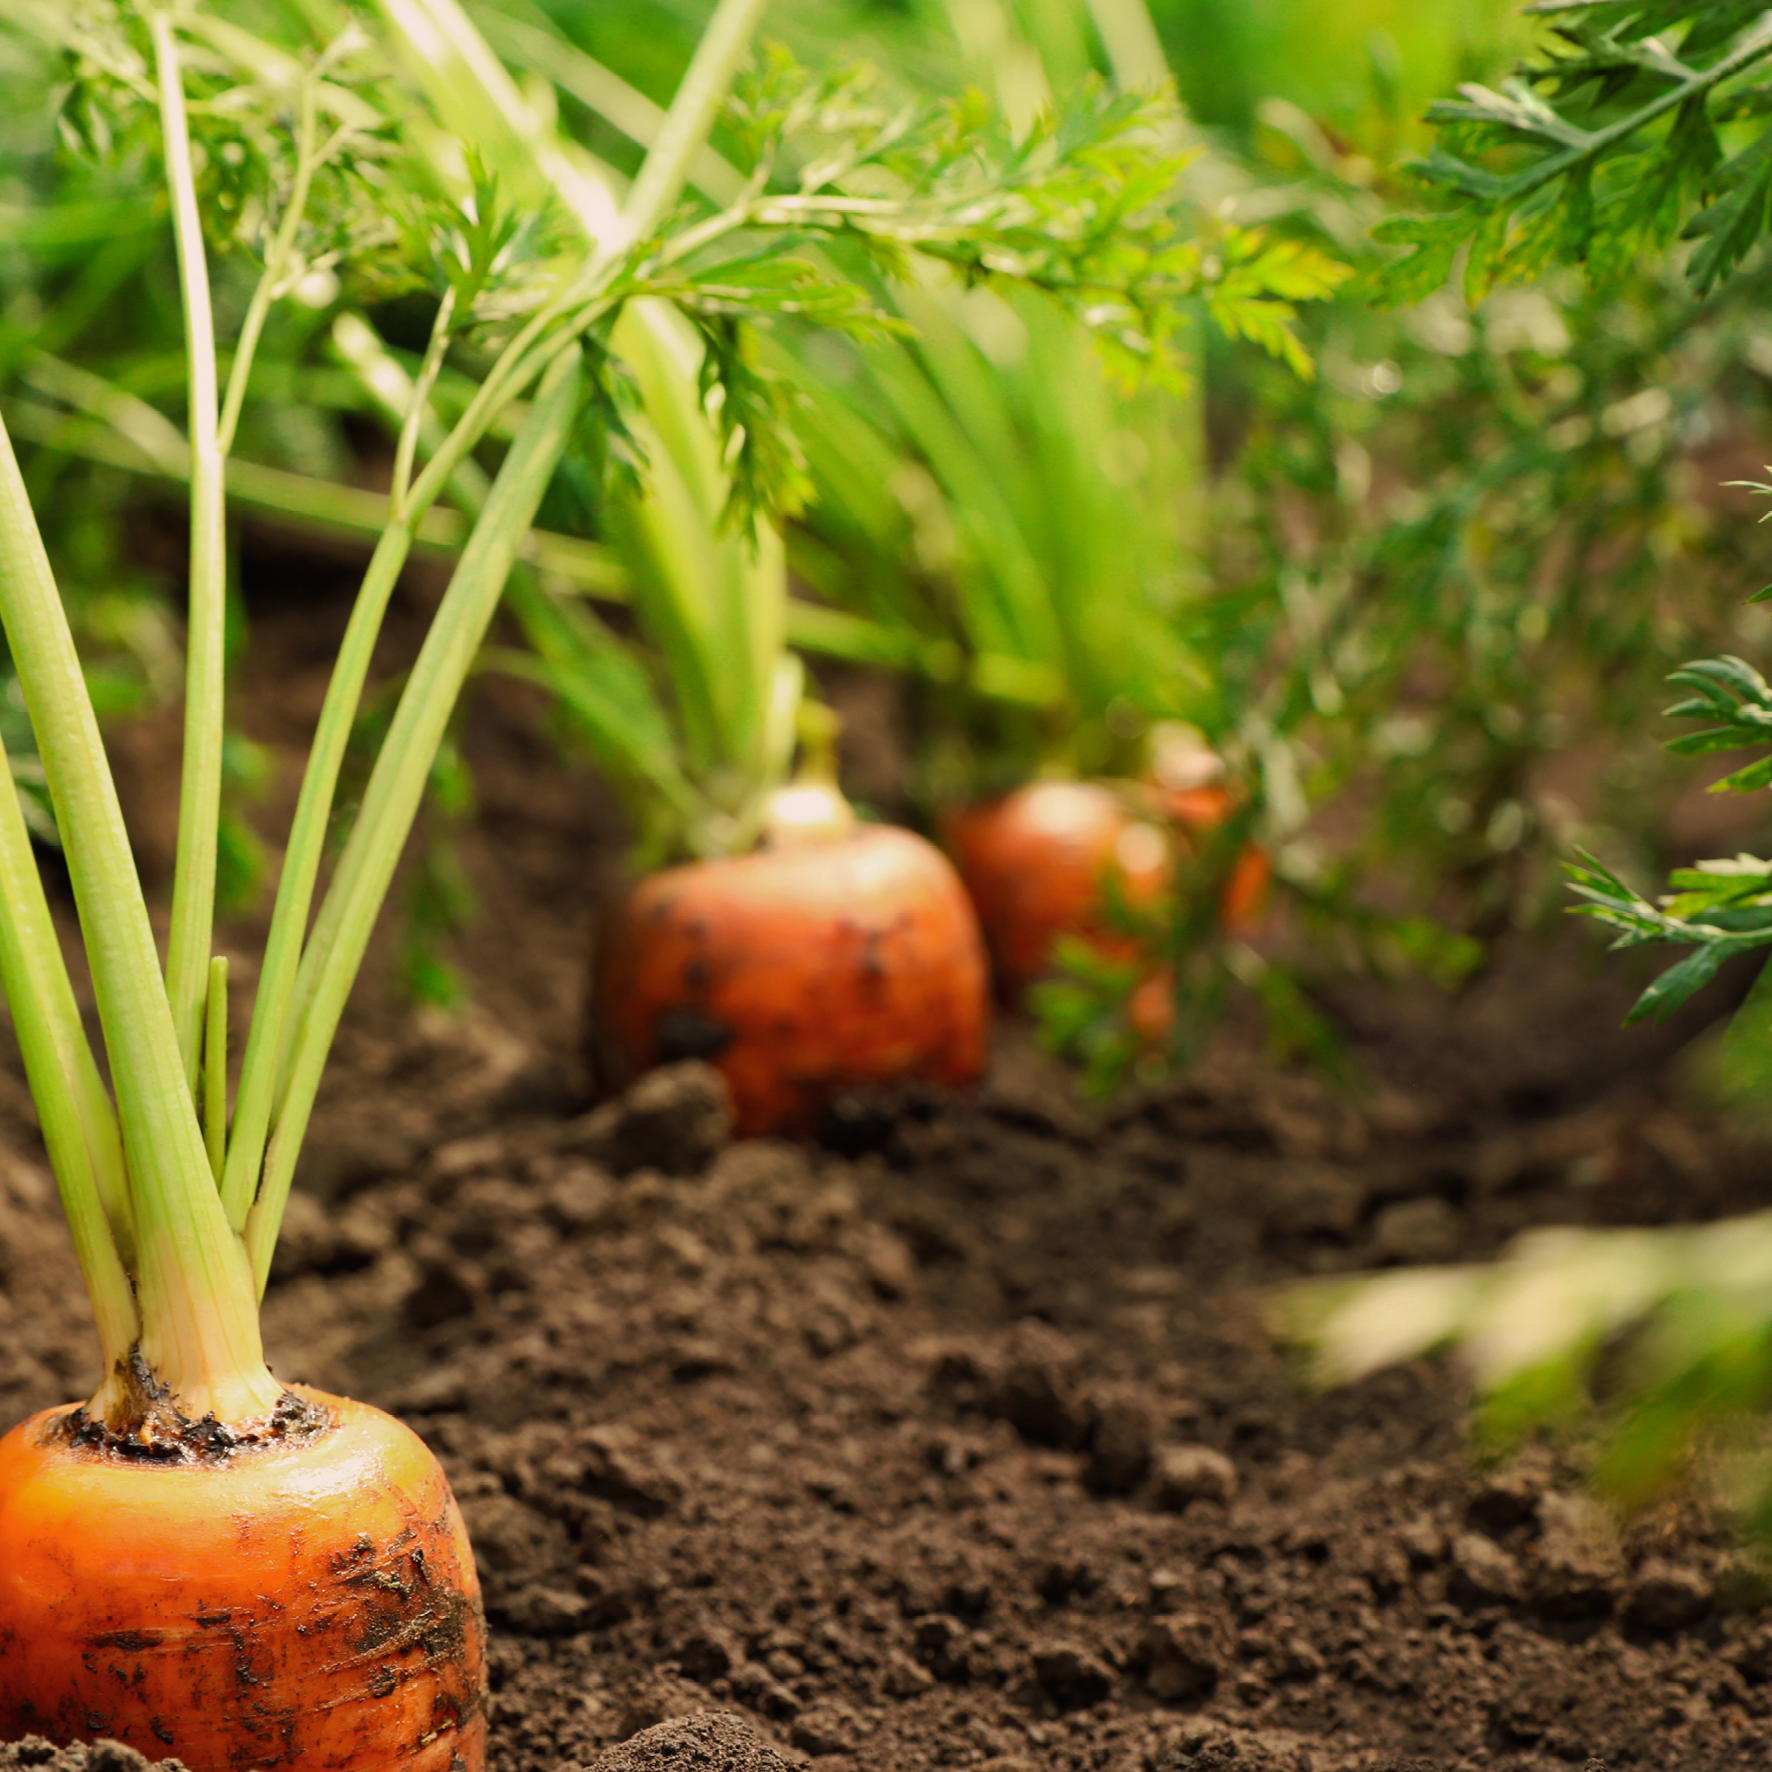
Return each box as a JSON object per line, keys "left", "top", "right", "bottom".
{"left": 593, "top": 807, "right": 989, "bottom": 1136}
{"left": 944, "top": 780, "right": 1170, "bottom": 1002}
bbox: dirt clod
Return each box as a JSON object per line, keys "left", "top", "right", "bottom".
{"left": 1031, "top": 1639, "right": 1114, "bottom": 1710}
{"left": 1449, "top": 1529, "right": 1524, "bottom": 1605}
{"left": 1142, "top": 1613, "right": 1223, "bottom": 1702}
{"left": 593, "top": 1711, "right": 793, "bottom": 1770}
{"left": 1152, "top": 1442, "right": 1240, "bottom": 1511}
{"left": 567, "top": 1063, "right": 734, "bottom": 1178}
{"left": 1083, "top": 1384, "right": 1156, "bottom": 1494}
{"left": 1624, "top": 1558, "right": 1712, "bottom": 1634}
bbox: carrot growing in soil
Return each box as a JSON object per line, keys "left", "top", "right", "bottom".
{"left": 943, "top": 748, "right": 1268, "bottom": 1048}
{"left": 335, "top": 4, "right": 1225, "bottom": 1135}
{"left": 771, "top": 0, "right": 1335, "bottom": 1054}
{"left": 577, "top": 302, "right": 991, "bottom": 1135}
{"left": 0, "top": 0, "right": 774, "bottom": 1762}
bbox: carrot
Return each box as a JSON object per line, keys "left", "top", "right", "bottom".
{"left": 591, "top": 819, "right": 990, "bottom": 1136}
{"left": 943, "top": 780, "right": 1171, "bottom": 1001}
{"left": 0, "top": 1390, "right": 483, "bottom": 1769}
{"left": 1149, "top": 733, "right": 1272, "bottom": 937}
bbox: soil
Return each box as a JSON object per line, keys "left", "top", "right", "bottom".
{"left": 5, "top": 555, "right": 1772, "bottom": 1772}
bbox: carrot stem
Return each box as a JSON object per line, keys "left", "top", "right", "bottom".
{"left": 0, "top": 433, "right": 137, "bottom": 1399}
{"left": 205, "top": 954, "right": 229, "bottom": 1184}
{"left": 0, "top": 407, "right": 276, "bottom": 1426}
{"left": 153, "top": 12, "right": 228, "bottom": 1096}
{"left": 612, "top": 0, "right": 769, "bottom": 252}
{"left": 245, "top": 345, "right": 584, "bottom": 1289}
{"left": 216, "top": 519, "right": 416, "bottom": 1231}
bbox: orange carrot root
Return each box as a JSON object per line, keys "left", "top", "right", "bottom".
{"left": 590, "top": 824, "right": 990, "bottom": 1136}
{"left": 0, "top": 1387, "right": 485, "bottom": 1771}
{"left": 943, "top": 781, "right": 1169, "bottom": 1002}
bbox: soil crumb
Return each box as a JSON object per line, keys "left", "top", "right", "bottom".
{"left": 589, "top": 1711, "right": 792, "bottom": 1770}
{"left": 0, "top": 1742, "right": 187, "bottom": 1771}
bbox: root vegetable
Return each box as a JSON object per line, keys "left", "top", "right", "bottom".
{"left": 943, "top": 780, "right": 1170, "bottom": 1001}
{"left": 1150, "top": 739, "right": 1271, "bottom": 936}
{"left": 0, "top": 1388, "right": 484, "bottom": 1770}
{"left": 590, "top": 824, "right": 989, "bottom": 1136}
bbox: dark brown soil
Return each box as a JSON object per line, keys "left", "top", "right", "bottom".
{"left": 5, "top": 569, "right": 1772, "bottom": 1772}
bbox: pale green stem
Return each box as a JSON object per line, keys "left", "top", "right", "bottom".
{"left": 0, "top": 410, "right": 276, "bottom": 1426}
{"left": 0, "top": 730, "right": 138, "bottom": 1415}
{"left": 0, "top": 417, "right": 138, "bottom": 1383}
{"left": 245, "top": 347, "right": 583, "bottom": 1289}
{"left": 479, "top": 10, "right": 745, "bottom": 205}
{"left": 153, "top": 11, "right": 228, "bottom": 1094}
{"left": 390, "top": 286, "right": 457, "bottom": 512}
{"left": 205, "top": 953, "right": 228, "bottom": 1183}
{"left": 216, "top": 71, "right": 321, "bottom": 458}
{"left": 615, "top": 0, "right": 770, "bottom": 252}
{"left": 1082, "top": 0, "right": 1171, "bottom": 93}
{"left": 404, "top": 303, "right": 582, "bottom": 520}
{"left": 217, "top": 520, "right": 413, "bottom": 1229}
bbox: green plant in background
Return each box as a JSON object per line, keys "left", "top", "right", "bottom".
{"left": 1046, "top": 0, "right": 1772, "bottom": 1086}
{"left": 326, "top": 0, "right": 1362, "bottom": 879}
{"left": 1290, "top": 0, "right": 1772, "bottom": 1543}
{"left": 774, "top": 0, "right": 1347, "bottom": 792}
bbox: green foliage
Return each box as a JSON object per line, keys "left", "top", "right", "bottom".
{"left": 1563, "top": 648, "right": 1772, "bottom": 1023}
{"left": 1280, "top": 1208, "right": 1772, "bottom": 1515}
{"left": 780, "top": 283, "right": 1208, "bottom": 792}
{"left": 1280, "top": 0, "right": 1772, "bottom": 1555}
{"left": 1373, "top": 4, "right": 1772, "bottom": 304}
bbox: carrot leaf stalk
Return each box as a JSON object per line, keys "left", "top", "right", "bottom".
{"left": 151, "top": 11, "right": 229, "bottom": 1097}
{"left": 244, "top": 346, "right": 583, "bottom": 1291}
{"left": 0, "top": 404, "right": 275, "bottom": 1432}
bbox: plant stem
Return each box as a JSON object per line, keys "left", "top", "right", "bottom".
{"left": 0, "top": 410, "right": 275, "bottom": 1428}
{"left": 205, "top": 954, "right": 228, "bottom": 1182}
{"left": 0, "top": 426, "right": 138, "bottom": 1403}
{"left": 215, "top": 69, "right": 322, "bottom": 458}
{"left": 217, "top": 521, "right": 414, "bottom": 1229}
{"left": 244, "top": 347, "right": 584, "bottom": 1288}
{"left": 615, "top": 0, "right": 770, "bottom": 252}
{"left": 153, "top": 11, "right": 228, "bottom": 1093}
{"left": 0, "top": 727, "right": 138, "bottom": 1414}
{"left": 390, "top": 287, "right": 456, "bottom": 512}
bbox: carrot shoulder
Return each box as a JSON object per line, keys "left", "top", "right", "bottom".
{"left": 0, "top": 1388, "right": 484, "bottom": 1771}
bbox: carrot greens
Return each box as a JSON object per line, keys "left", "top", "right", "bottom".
{"left": 1285, "top": 0, "right": 1772, "bottom": 1542}
{"left": 0, "top": 0, "right": 1224, "bottom": 1431}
